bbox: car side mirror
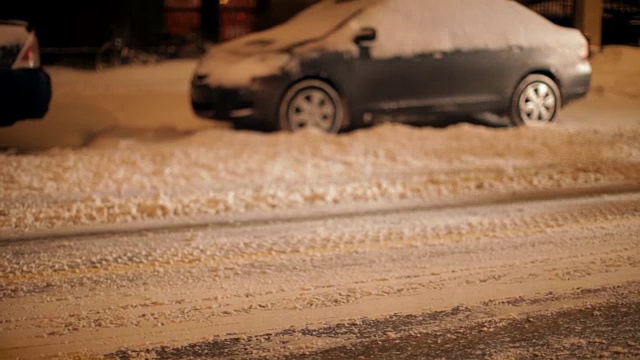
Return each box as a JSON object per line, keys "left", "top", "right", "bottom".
{"left": 354, "top": 27, "right": 376, "bottom": 46}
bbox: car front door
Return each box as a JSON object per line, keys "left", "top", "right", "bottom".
{"left": 339, "top": 28, "right": 454, "bottom": 122}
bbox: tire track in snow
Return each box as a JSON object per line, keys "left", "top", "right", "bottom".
{"left": 2, "top": 188, "right": 639, "bottom": 286}
{"left": 2, "top": 183, "right": 639, "bottom": 245}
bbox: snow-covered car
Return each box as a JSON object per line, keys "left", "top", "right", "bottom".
{"left": 0, "top": 20, "right": 51, "bottom": 127}
{"left": 191, "top": 0, "right": 592, "bottom": 132}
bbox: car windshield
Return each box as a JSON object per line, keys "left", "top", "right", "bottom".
{"left": 218, "top": 0, "right": 375, "bottom": 54}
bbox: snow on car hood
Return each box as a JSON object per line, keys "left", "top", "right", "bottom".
{"left": 195, "top": 50, "right": 296, "bottom": 88}
{"left": 195, "top": 0, "right": 376, "bottom": 87}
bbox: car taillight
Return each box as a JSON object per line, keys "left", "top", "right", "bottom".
{"left": 12, "top": 33, "right": 40, "bottom": 69}
{"left": 580, "top": 35, "right": 591, "bottom": 60}
{"left": 22, "top": 47, "right": 35, "bottom": 66}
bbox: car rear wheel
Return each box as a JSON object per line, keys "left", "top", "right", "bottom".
{"left": 509, "top": 74, "right": 561, "bottom": 127}
{"left": 278, "top": 80, "right": 346, "bottom": 133}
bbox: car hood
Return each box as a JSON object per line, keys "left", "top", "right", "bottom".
{"left": 207, "top": 0, "right": 374, "bottom": 57}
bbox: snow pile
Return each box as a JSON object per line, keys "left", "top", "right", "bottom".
{"left": 590, "top": 46, "right": 640, "bottom": 99}
{"left": 1, "top": 122, "right": 639, "bottom": 234}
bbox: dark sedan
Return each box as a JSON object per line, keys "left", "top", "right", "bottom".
{"left": 191, "top": 0, "right": 592, "bottom": 132}
{"left": 0, "top": 20, "right": 51, "bottom": 127}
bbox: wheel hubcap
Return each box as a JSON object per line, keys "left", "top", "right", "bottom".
{"left": 519, "top": 82, "right": 557, "bottom": 125}
{"left": 287, "top": 88, "right": 337, "bottom": 131}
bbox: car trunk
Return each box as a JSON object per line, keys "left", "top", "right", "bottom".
{"left": 0, "top": 21, "right": 29, "bottom": 70}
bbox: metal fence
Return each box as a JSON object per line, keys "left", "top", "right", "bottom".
{"left": 518, "top": 0, "right": 575, "bottom": 26}
{"left": 519, "top": 0, "right": 639, "bottom": 45}
{"left": 603, "top": 0, "right": 640, "bottom": 45}
{"left": 604, "top": 0, "right": 640, "bottom": 12}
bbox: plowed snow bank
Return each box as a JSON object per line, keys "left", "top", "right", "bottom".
{"left": 0, "top": 46, "right": 639, "bottom": 234}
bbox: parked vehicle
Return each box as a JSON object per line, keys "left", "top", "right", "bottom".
{"left": 191, "top": 0, "right": 591, "bottom": 132}
{"left": 0, "top": 20, "right": 51, "bottom": 127}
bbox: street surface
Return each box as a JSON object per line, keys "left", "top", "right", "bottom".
{"left": 1, "top": 189, "right": 639, "bottom": 359}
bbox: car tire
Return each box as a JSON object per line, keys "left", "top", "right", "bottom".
{"left": 509, "top": 74, "right": 562, "bottom": 127}
{"left": 278, "top": 79, "right": 347, "bottom": 133}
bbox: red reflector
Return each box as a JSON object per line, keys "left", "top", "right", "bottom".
{"left": 22, "top": 47, "right": 34, "bottom": 63}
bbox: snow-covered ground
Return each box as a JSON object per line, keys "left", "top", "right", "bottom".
{"left": 1, "top": 191, "right": 639, "bottom": 359}
{"left": 0, "top": 46, "right": 639, "bottom": 237}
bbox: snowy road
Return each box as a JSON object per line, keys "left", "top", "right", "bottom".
{"left": 1, "top": 189, "right": 639, "bottom": 359}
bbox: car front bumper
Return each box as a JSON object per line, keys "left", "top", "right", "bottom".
{"left": 191, "top": 83, "right": 255, "bottom": 120}
{"left": 0, "top": 68, "right": 52, "bottom": 126}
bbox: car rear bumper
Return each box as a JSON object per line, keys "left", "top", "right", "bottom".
{"left": 0, "top": 68, "right": 52, "bottom": 126}
{"left": 563, "top": 60, "right": 592, "bottom": 104}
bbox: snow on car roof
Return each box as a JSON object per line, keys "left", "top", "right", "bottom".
{"left": 216, "top": 0, "right": 580, "bottom": 57}
{"left": 0, "top": 22, "right": 29, "bottom": 45}
{"left": 318, "top": 0, "right": 583, "bottom": 58}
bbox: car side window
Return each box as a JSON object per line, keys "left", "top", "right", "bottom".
{"left": 344, "top": 0, "right": 504, "bottom": 59}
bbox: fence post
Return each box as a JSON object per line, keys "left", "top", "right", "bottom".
{"left": 574, "top": 0, "right": 603, "bottom": 53}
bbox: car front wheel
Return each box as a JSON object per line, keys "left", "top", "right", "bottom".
{"left": 509, "top": 74, "right": 562, "bottom": 127}
{"left": 278, "top": 80, "right": 347, "bottom": 133}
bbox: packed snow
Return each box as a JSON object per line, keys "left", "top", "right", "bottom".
{"left": 0, "top": 46, "right": 639, "bottom": 236}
